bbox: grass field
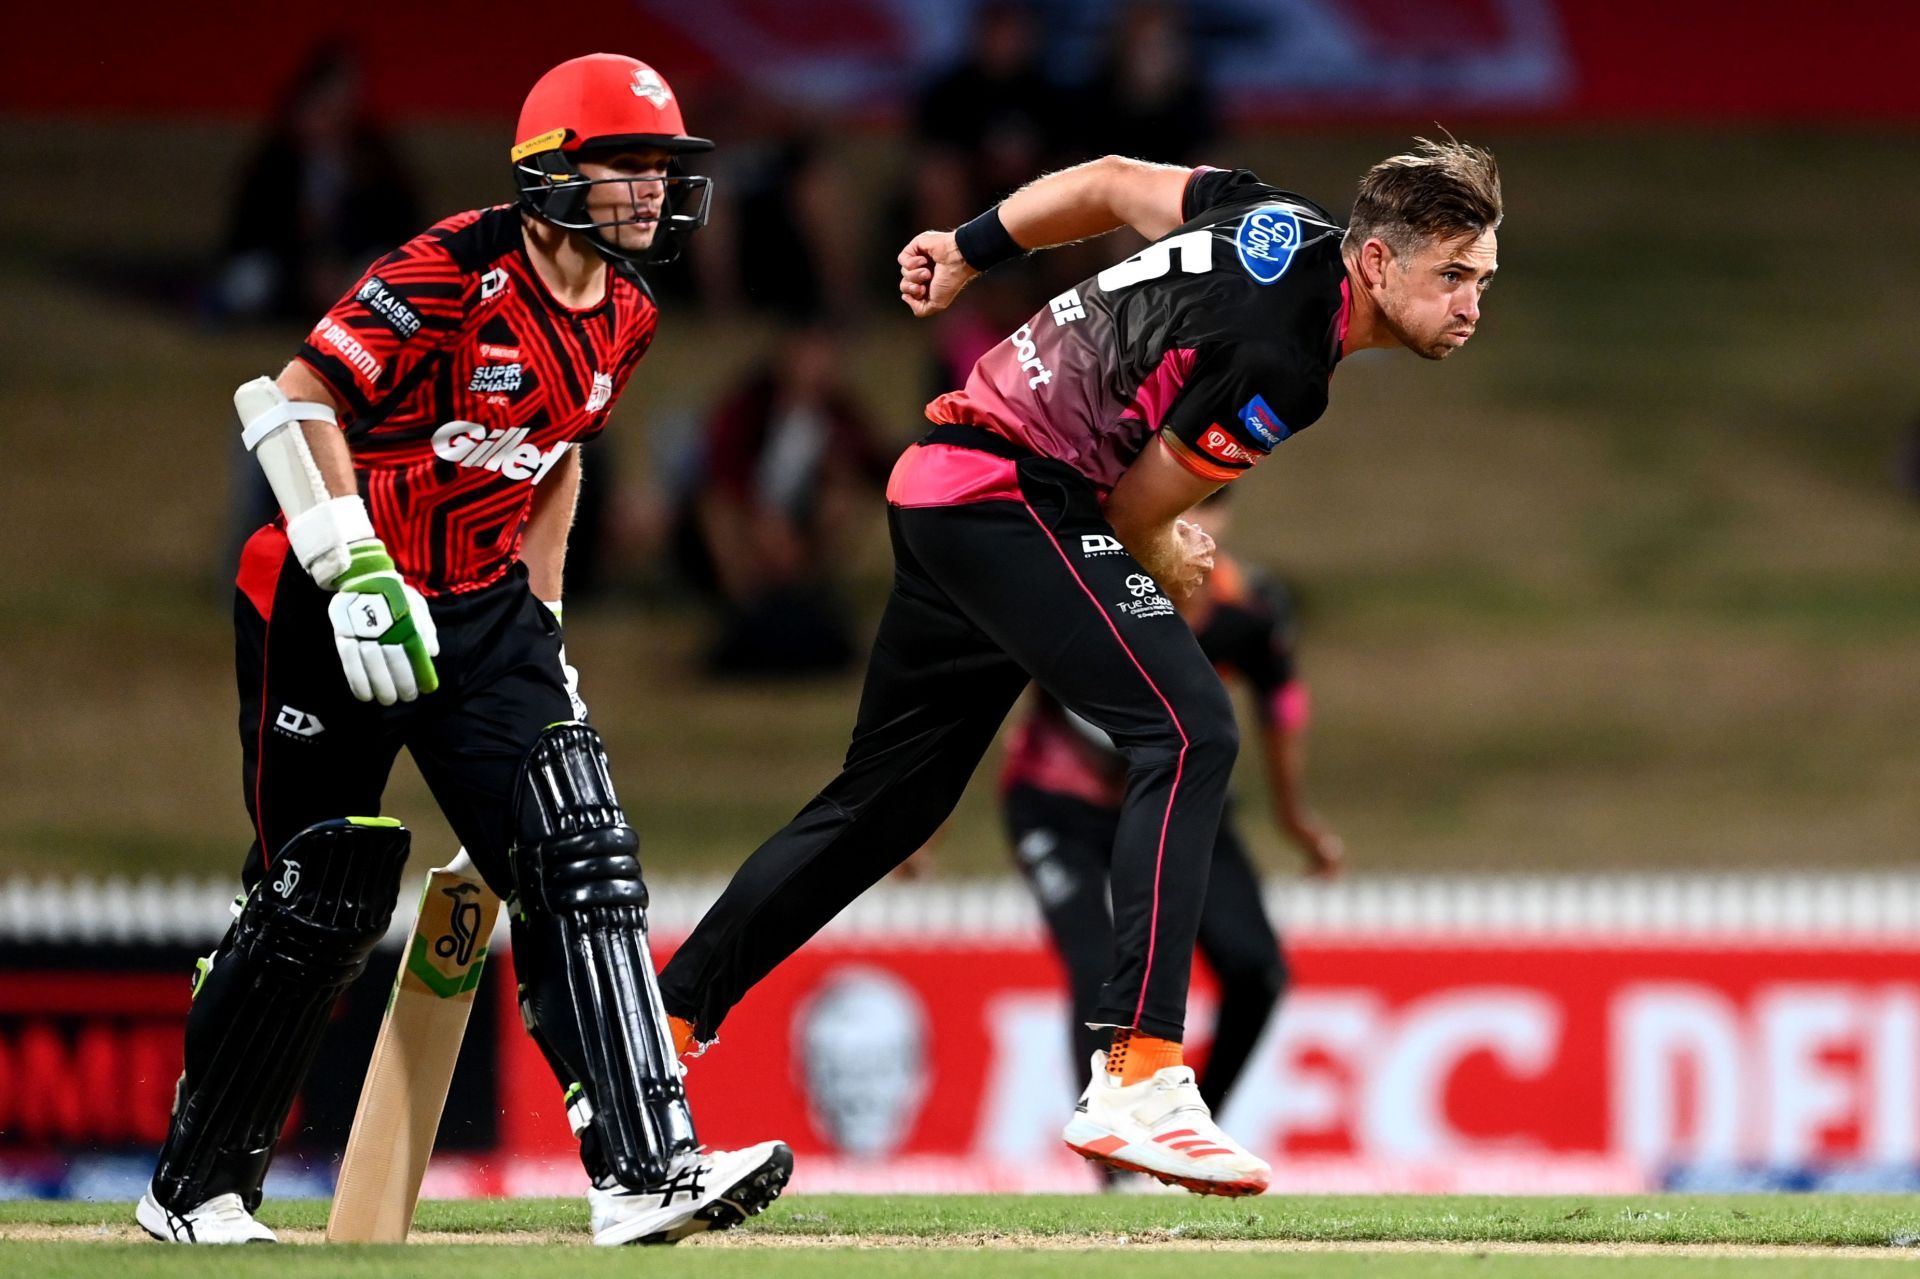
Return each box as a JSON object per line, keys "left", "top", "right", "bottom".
{"left": 4, "top": 1194, "right": 1919, "bottom": 1276}
{"left": 2, "top": 125, "right": 1918, "bottom": 878}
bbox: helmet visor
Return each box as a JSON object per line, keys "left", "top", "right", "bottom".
{"left": 515, "top": 163, "right": 713, "bottom": 257}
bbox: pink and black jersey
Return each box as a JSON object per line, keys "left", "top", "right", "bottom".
{"left": 927, "top": 168, "right": 1349, "bottom": 490}
{"left": 296, "top": 204, "right": 657, "bottom": 596}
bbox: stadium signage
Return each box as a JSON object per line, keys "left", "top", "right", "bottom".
{"left": 12, "top": 891, "right": 1920, "bottom": 1197}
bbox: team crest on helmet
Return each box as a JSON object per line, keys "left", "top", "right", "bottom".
{"left": 630, "top": 67, "right": 672, "bottom": 107}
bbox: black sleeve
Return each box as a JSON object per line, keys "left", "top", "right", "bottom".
{"left": 1156, "top": 343, "right": 1305, "bottom": 483}
{"left": 1202, "top": 580, "right": 1299, "bottom": 722}
{"left": 1181, "top": 167, "right": 1289, "bottom": 223}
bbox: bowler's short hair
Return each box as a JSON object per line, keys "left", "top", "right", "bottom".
{"left": 1347, "top": 136, "right": 1502, "bottom": 256}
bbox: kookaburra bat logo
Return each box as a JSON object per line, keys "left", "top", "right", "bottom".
{"left": 434, "top": 883, "right": 483, "bottom": 966}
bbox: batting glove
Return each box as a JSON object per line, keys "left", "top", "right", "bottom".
{"left": 327, "top": 541, "right": 441, "bottom": 705}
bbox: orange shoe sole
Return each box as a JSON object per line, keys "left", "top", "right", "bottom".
{"left": 1065, "top": 1139, "right": 1268, "bottom": 1198}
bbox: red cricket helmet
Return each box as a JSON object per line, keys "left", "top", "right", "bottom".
{"left": 511, "top": 54, "right": 714, "bottom": 264}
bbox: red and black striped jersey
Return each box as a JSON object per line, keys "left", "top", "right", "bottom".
{"left": 928, "top": 168, "right": 1349, "bottom": 492}
{"left": 296, "top": 204, "right": 657, "bottom": 596}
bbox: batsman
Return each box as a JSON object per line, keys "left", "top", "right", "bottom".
{"left": 138, "top": 54, "right": 790, "bottom": 1246}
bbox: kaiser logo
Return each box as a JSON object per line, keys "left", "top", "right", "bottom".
{"left": 1239, "top": 394, "right": 1289, "bottom": 449}
{"left": 1236, "top": 205, "right": 1302, "bottom": 285}
{"left": 585, "top": 371, "right": 614, "bottom": 414}
{"left": 1198, "top": 425, "right": 1256, "bottom": 468}
{"left": 630, "top": 66, "right": 673, "bottom": 107}
{"left": 432, "top": 420, "right": 572, "bottom": 484}
{"left": 355, "top": 276, "right": 421, "bottom": 338}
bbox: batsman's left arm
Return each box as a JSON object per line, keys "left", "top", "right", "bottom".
{"left": 522, "top": 444, "right": 582, "bottom": 604}
{"left": 522, "top": 446, "right": 587, "bottom": 718}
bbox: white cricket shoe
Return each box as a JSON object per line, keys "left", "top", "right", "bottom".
{"left": 136, "top": 1186, "right": 278, "bottom": 1244}
{"left": 589, "top": 1140, "right": 793, "bottom": 1246}
{"left": 1062, "top": 1051, "right": 1270, "bottom": 1197}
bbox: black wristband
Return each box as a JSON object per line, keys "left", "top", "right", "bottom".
{"left": 953, "top": 205, "right": 1027, "bottom": 273}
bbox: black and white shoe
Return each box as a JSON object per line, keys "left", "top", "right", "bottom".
{"left": 588, "top": 1140, "right": 793, "bottom": 1246}
{"left": 135, "top": 1184, "right": 277, "bottom": 1244}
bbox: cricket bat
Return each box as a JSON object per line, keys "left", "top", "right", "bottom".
{"left": 328, "top": 849, "right": 500, "bottom": 1243}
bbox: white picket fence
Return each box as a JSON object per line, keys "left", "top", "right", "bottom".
{"left": 5, "top": 872, "right": 1920, "bottom": 946}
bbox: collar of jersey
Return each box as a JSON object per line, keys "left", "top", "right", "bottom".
{"left": 515, "top": 234, "right": 618, "bottom": 318}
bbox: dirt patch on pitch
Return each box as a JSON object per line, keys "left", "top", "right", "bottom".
{"left": 7, "top": 1222, "right": 1914, "bottom": 1259}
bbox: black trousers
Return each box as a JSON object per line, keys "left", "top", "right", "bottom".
{"left": 660, "top": 436, "right": 1238, "bottom": 1041}
{"left": 234, "top": 526, "right": 572, "bottom": 899}
{"left": 1006, "top": 785, "right": 1287, "bottom": 1111}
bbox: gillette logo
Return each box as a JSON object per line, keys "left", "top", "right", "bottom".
{"left": 431, "top": 420, "right": 571, "bottom": 483}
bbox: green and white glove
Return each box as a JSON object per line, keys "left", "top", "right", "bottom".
{"left": 327, "top": 541, "right": 440, "bottom": 705}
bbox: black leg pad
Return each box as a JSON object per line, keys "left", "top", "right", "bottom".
{"left": 151, "top": 818, "right": 410, "bottom": 1211}
{"left": 511, "top": 723, "right": 697, "bottom": 1189}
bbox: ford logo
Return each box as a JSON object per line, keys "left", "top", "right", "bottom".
{"left": 1236, "top": 206, "right": 1301, "bottom": 285}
